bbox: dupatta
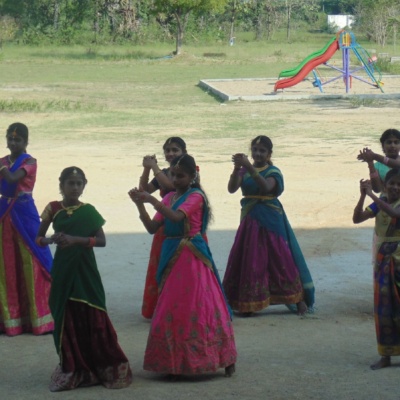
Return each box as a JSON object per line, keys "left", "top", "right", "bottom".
{"left": 49, "top": 203, "right": 106, "bottom": 354}
{"left": 240, "top": 165, "right": 315, "bottom": 309}
{"left": 155, "top": 188, "right": 229, "bottom": 312}
{"left": 0, "top": 153, "right": 53, "bottom": 273}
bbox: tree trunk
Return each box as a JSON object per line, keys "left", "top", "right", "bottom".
{"left": 254, "top": 0, "right": 262, "bottom": 41}
{"left": 229, "top": 0, "right": 236, "bottom": 42}
{"left": 53, "top": 0, "right": 61, "bottom": 30}
{"left": 174, "top": 11, "right": 190, "bottom": 55}
{"left": 286, "top": 1, "right": 291, "bottom": 41}
{"left": 93, "top": 0, "right": 100, "bottom": 43}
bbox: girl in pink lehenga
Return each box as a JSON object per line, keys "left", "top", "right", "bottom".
{"left": 129, "top": 154, "right": 237, "bottom": 377}
{"left": 138, "top": 137, "right": 187, "bottom": 319}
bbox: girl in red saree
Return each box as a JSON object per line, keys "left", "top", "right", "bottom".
{"left": 353, "top": 169, "right": 400, "bottom": 370}
{"left": 37, "top": 166, "right": 132, "bottom": 391}
{"left": 0, "top": 122, "right": 53, "bottom": 336}
{"left": 129, "top": 154, "right": 236, "bottom": 377}
{"left": 139, "top": 137, "right": 187, "bottom": 319}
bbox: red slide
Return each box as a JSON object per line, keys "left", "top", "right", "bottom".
{"left": 274, "top": 39, "right": 339, "bottom": 92}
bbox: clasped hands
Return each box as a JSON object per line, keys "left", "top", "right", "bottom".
{"left": 359, "top": 179, "right": 373, "bottom": 196}
{"left": 142, "top": 154, "right": 158, "bottom": 169}
{"left": 357, "top": 148, "right": 375, "bottom": 163}
{"left": 128, "top": 187, "right": 151, "bottom": 204}
{"left": 232, "top": 153, "right": 251, "bottom": 169}
{"left": 51, "top": 232, "right": 74, "bottom": 249}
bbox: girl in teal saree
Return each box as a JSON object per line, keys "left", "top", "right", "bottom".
{"left": 37, "top": 167, "right": 132, "bottom": 391}
{"left": 223, "top": 136, "right": 315, "bottom": 316}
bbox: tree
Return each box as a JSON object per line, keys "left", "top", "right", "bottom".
{"left": 282, "top": 0, "right": 320, "bottom": 41}
{"left": 354, "top": 0, "right": 400, "bottom": 46}
{"left": 152, "top": 0, "right": 228, "bottom": 55}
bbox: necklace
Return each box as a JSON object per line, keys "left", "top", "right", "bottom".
{"left": 253, "top": 164, "right": 269, "bottom": 172}
{"left": 171, "top": 188, "right": 190, "bottom": 206}
{"left": 61, "top": 202, "right": 82, "bottom": 216}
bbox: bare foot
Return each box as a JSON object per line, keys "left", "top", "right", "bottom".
{"left": 296, "top": 301, "right": 307, "bottom": 316}
{"left": 225, "top": 364, "right": 236, "bottom": 377}
{"left": 370, "top": 356, "right": 391, "bottom": 370}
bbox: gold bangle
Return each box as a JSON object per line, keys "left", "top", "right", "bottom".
{"left": 154, "top": 170, "right": 163, "bottom": 177}
{"left": 35, "top": 236, "right": 45, "bottom": 247}
{"left": 85, "top": 237, "right": 96, "bottom": 247}
{"left": 0, "top": 165, "right": 6, "bottom": 172}
{"left": 139, "top": 175, "right": 149, "bottom": 182}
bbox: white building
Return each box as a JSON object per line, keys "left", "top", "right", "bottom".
{"left": 327, "top": 15, "right": 354, "bottom": 31}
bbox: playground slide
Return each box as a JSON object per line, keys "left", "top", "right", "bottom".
{"left": 279, "top": 36, "right": 337, "bottom": 78}
{"left": 274, "top": 39, "right": 339, "bottom": 92}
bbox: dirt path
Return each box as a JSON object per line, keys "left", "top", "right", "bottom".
{"left": 1, "top": 88, "right": 400, "bottom": 400}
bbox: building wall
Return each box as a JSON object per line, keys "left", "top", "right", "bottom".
{"left": 327, "top": 15, "right": 354, "bottom": 31}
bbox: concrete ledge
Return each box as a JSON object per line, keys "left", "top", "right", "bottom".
{"left": 199, "top": 76, "right": 400, "bottom": 102}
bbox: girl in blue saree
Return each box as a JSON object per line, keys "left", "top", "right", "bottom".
{"left": 0, "top": 122, "right": 53, "bottom": 336}
{"left": 223, "top": 135, "right": 315, "bottom": 316}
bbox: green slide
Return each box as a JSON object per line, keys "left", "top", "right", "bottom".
{"left": 278, "top": 36, "right": 337, "bottom": 78}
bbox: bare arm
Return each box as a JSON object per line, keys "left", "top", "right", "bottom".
{"left": 358, "top": 148, "right": 400, "bottom": 169}
{"left": 0, "top": 167, "right": 26, "bottom": 184}
{"left": 135, "top": 202, "right": 162, "bottom": 234}
{"left": 228, "top": 169, "right": 242, "bottom": 193}
{"left": 366, "top": 161, "right": 384, "bottom": 193}
{"left": 352, "top": 192, "right": 373, "bottom": 224}
{"left": 128, "top": 189, "right": 186, "bottom": 234}
{"left": 139, "top": 155, "right": 174, "bottom": 193}
{"left": 51, "top": 227, "right": 106, "bottom": 249}
{"left": 36, "top": 219, "right": 54, "bottom": 246}
{"left": 367, "top": 192, "right": 400, "bottom": 218}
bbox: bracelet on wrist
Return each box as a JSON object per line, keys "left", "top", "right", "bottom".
{"left": 35, "top": 236, "right": 46, "bottom": 247}
{"left": 383, "top": 156, "right": 389, "bottom": 165}
{"left": 86, "top": 237, "right": 96, "bottom": 248}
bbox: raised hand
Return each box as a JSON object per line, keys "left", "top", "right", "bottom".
{"left": 142, "top": 155, "right": 158, "bottom": 169}
{"left": 360, "top": 179, "right": 373, "bottom": 196}
{"left": 51, "top": 232, "right": 75, "bottom": 248}
{"left": 232, "top": 153, "right": 251, "bottom": 169}
{"left": 357, "top": 148, "right": 375, "bottom": 163}
{"left": 128, "top": 187, "right": 151, "bottom": 204}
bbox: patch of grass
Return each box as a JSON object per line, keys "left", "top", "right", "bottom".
{"left": 0, "top": 99, "right": 103, "bottom": 112}
{"left": 348, "top": 96, "right": 386, "bottom": 108}
{"left": 203, "top": 52, "right": 227, "bottom": 58}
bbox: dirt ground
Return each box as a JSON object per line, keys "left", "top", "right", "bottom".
{"left": 201, "top": 74, "right": 400, "bottom": 100}
{"left": 2, "top": 78, "right": 400, "bottom": 400}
